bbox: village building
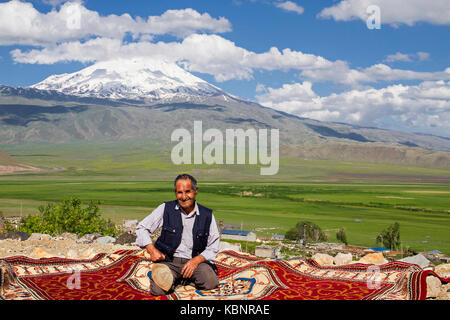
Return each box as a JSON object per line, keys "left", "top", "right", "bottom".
{"left": 220, "top": 229, "right": 257, "bottom": 242}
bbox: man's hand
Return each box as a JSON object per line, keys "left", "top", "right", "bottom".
{"left": 146, "top": 244, "right": 166, "bottom": 262}
{"left": 181, "top": 255, "right": 205, "bottom": 278}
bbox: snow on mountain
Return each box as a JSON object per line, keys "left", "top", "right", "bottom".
{"left": 30, "top": 58, "right": 225, "bottom": 101}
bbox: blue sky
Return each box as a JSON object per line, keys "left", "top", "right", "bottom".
{"left": 0, "top": 0, "right": 449, "bottom": 137}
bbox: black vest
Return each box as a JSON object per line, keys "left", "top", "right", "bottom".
{"left": 154, "top": 200, "right": 213, "bottom": 262}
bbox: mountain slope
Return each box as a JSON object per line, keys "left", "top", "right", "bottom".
{"left": 0, "top": 58, "right": 449, "bottom": 169}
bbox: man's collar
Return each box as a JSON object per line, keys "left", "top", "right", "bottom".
{"left": 174, "top": 201, "right": 199, "bottom": 216}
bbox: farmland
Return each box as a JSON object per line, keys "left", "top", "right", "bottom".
{"left": 0, "top": 177, "right": 448, "bottom": 255}
{"left": 0, "top": 141, "right": 449, "bottom": 255}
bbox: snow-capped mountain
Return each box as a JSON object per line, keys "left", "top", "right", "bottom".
{"left": 31, "top": 58, "right": 225, "bottom": 101}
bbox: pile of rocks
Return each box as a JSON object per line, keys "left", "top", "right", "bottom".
{"left": 309, "top": 251, "right": 449, "bottom": 300}
{"left": 0, "top": 231, "right": 138, "bottom": 260}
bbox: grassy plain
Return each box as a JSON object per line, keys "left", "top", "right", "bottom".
{"left": 0, "top": 141, "right": 449, "bottom": 255}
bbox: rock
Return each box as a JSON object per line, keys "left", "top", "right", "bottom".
{"left": 5, "top": 231, "right": 30, "bottom": 241}
{"left": 398, "top": 254, "right": 431, "bottom": 268}
{"left": 96, "top": 236, "right": 116, "bottom": 245}
{"left": 334, "top": 252, "right": 353, "bottom": 266}
{"left": 55, "top": 233, "right": 79, "bottom": 241}
{"left": 309, "top": 242, "right": 345, "bottom": 251}
{"left": 32, "top": 248, "right": 52, "bottom": 259}
{"left": 437, "top": 283, "right": 450, "bottom": 300}
{"left": 426, "top": 275, "right": 441, "bottom": 298}
{"left": 312, "top": 253, "right": 334, "bottom": 266}
{"left": 116, "top": 232, "right": 136, "bottom": 245}
{"left": 434, "top": 264, "right": 450, "bottom": 279}
{"left": 255, "top": 245, "right": 280, "bottom": 259}
{"left": 122, "top": 219, "right": 138, "bottom": 230}
{"left": 358, "top": 252, "right": 389, "bottom": 265}
{"left": 76, "top": 233, "right": 102, "bottom": 244}
{"left": 66, "top": 249, "right": 78, "bottom": 259}
{"left": 219, "top": 241, "right": 242, "bottom": 252}
{"left": 29, "top": 233, "right": 53, "bottom": 241}
{"left": 82, "top": 248, "right": 97, "bottom": 259}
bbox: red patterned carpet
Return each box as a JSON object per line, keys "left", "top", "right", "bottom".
{"left": 1, "top": 250, "right": 447, "bottom": 300}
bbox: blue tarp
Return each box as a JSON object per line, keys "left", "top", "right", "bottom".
{"left": 221, "top": 229, "right": 251, "bottom": 236}
{"left": 369, "top": 247, "right": 390, "bottom": 251}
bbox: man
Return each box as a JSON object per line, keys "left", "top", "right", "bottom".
{"left": 135, "top": 174, "right": 220, "bottom": 296}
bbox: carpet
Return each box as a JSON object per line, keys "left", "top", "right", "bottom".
{"left": 1, "top": 250, "right": 447, "bottom": 300}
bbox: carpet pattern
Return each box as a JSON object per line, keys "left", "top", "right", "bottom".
{"left": 0, "top": 250, "right": 447, "bottom": 300}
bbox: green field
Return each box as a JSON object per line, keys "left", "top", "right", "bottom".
{"left": 0, "top": 142, "right": 449, "bottom": 255}
{"left": 0, "top": 178, "right": 449, "bottom": 255}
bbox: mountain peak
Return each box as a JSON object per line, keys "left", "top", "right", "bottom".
{"left": 30, "top": 58, "right": 224, "bottom": 101}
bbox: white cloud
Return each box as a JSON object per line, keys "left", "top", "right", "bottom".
{"left": 0, "top": 1, "right": 231, "bottom": 46}
{"left": 301, "top": 62, "right": 450, "bottom": 86}
{"left": 274, "top": 1, "right": 304, "bottom": 15}
{"left": 416, "top": 52, "right": 430, "bottom": 61}
{"left": 10, "top": 34, "right": 335, "bottom": 82}
{"left": 11, "top": 33, "right": 450, "bottom": 86}
{"left": 256, "top": 80, "right": 450, "bottom": 137}
{"left": 384, "top": 52, "right": 413, "bottom": 63}
{"left": 384, "top": 52, "right": 431, "bottom": 63}
{"left": 318, "top": 0, "right": 450, "bottom": 26}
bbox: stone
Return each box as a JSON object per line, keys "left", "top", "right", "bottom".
{"left": 82, "top": 248, "right": 97, "bottom": 259}
{"left": 116, "top": 232, "right": 137, "bottom": 245}
{"left": 55, "top": 233, "right": 79, "bottom": 241}
{"left": 312, "top": 253, "right": 334, "bottom": 265}
{"left": 434, "top": 263, "right": 450, "bottom": 279}
{"left": 255, "top": 245, "right": 280, "bottom": 259}
{"left": 334, "top": 252, "right": 353, "bottom": 266}
{"left": 219, "top": 241, "right": 241, "bottom": 252}
{"left": 29, "top": 233, "right": 53, "bottom": 241}
{"left": 426, "top": 275, "right": 441, "bottom": 298}
{"left": 96, "top": 236, "right": 116, "bottom": 245}
{"left": 358, "top": 252, "right": 388, "bottom": 265}
{"left": 32, "top": 248, "right": 52, "bottom": 259}
{"left": 398, "top": 254, "right": 431, "bottom": 268}
{"left": 77, "top": 233, "right": 102, "bottom": 244}
{"left": 66, "top": 249, "right": 78, "bottom": 259}
{"left": 437, "top": 283, "right": 450, "bottom": 300}
{"left": 5, "top": 231, "right": 30, "bottom": 241}
{"left": 122, "top": 219, "right": 138, "bottom": 230}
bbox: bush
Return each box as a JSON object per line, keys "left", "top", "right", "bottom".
{"left": 336, "top": 227, "right": 348, "bottom": 245}
{"left": 376, "top": 222, "right": 401, "bottom": 250}
{"left": 285, "top": 221, "right": 328, "bottom": 242}
{"left": 18, "top": 198, "right": 116, "bottom": 237}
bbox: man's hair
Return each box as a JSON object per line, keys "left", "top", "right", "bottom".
{"left": 174, "top": 174, "right": 198, "bottom": 191}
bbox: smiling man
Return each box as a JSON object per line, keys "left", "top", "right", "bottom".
{"left": 135, "top": 174, "right": 220, "bottom": 296}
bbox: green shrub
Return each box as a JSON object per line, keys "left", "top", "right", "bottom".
{"left": 18, "top": 198, "right": 116, "bottom": 237}
{"left": 336, "top": 227, "right": 348, "bottom": 245}
{"left": 285, "top": 221, "right": 328, "bottom": 242}
{"left": 376, "top": 222, "right": 401, "bottom": 250}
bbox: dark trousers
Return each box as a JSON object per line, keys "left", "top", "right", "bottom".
{"left": 150, "top": 257, "right": 219, "bottom": 296}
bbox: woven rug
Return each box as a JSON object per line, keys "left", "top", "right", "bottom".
{"left": 1, "top": 250, "right": 447, "bottom": 300}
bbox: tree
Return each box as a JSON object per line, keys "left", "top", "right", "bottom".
{"left": 336, "top": 227, "right": 348, "bottom": 245}
{"left": 376, "top": 222, "right": 401, "bottom": 250}
{"left": 285, "top": 221, "right": 328, "bottom": 242}
{"left": 18, "top": 198, "right": 116, "bottom": 237}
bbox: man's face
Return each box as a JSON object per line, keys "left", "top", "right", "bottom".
{"left": 175, "top": 179, "right": 198, "bottom": 213}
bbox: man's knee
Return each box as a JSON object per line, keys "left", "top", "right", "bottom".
{"left": 194, "top": 263, "right": 219, "bottom": 290}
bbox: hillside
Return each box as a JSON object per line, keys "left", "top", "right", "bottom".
{"left": 0, "top": 149, "right": 41, "bottom": 175}
{"left": 0, "top": 58, "right": 449, "bottom": 171}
